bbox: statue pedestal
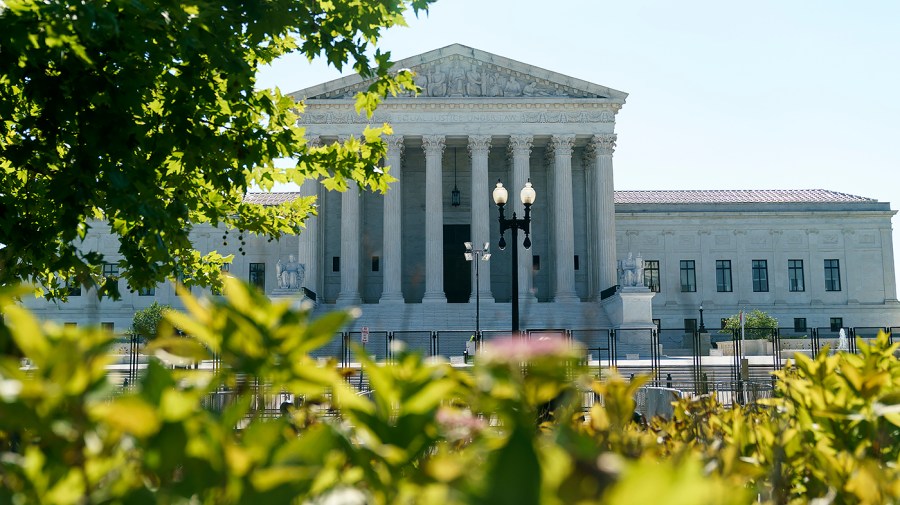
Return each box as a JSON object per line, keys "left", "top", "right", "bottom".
{"left": 601, "top": 287, "right": 656, "bottom": 350}
{"left": 269, "top": 289, "right": 308, "bottom": 308}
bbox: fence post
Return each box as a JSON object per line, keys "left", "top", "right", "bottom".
{"left": 609, "top": 329, "right": 617, "bottom": 368}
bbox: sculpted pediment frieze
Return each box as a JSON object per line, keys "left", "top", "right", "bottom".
{"left": 308, "top": 54, "right": 607, "bottom": 100}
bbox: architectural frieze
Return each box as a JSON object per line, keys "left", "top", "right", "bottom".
{"left": 298, "top": 107, "right": 618, "bottom": 126}
{"left": 310, "top": 54, "right": 610, "bottom": 100}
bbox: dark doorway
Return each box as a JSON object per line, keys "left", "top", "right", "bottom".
{"left": 443, "top": 224, "right": 471, "bottom": 303}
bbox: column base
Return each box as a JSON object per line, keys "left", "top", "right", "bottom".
{"left": 468, "top": 291, "right": 495, "bottom": 304}
{"left": 379, "top": 293, "right": 405, "bottom": 304}
{"left": 553, "top": 292, "right": 580, "bottom": 303}
{"left": 422, "top": 292, "right": 447, "bottom": 303}
{"left": 335, "top": 293, "right": 362, "bottom": 306}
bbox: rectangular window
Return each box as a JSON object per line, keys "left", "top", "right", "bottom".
{"left": 824, "top": 259, "right": 841, "bottom": 291}
{"left": 788, "top": 259, "right": 805, "bottom": 292}
{"left": 794, "top": 318, "right": 807, "bottom": 332}
{"left": 720, "top": 318, "right": 729, "bottom": 330}
{"left": 679, "top": 260, "right": 696, "bottom": 292}
{"left": 715, "top": 260, "right": 732, "bottom": 292}
{"left": 533, "top": 255, "right": 540, "bottom": 271}
{"left": 249, "top": 263, "right": 266, "bottom": 291}
{"left": 684, "top": 318, "right": 697, "bottom": 333}
{"left": 830, "top": 317, "right": 843, "bottom": 332}
{"left": 644, "top": 260, "right": 660, "bottom": 292}
{"left": 371, "top": 256, "right": 380, "bottom": 272}
{"left": 101, "top": 322, "right": 114, "bottom": 332}
{"left": 103, "top": 263, "right": 120, "bottom": 297}
{"left": 138, "top": 286, "right": 156, "bottom": 296}
{"left": 752, "top": 259, "right": 769, "bottom": 292}
{"left": 332, "top": 257, "right": 340, "bottom": 273}
{"left": 574, "top": 255, "right": 580, "bottom": 271}
{"left": 67, "top": 281, "right": 82, "bottom": 297}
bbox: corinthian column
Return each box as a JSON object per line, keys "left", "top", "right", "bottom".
{"left": 336, "top": 179, "right": 361, "bottom": 305}
{"left": 422, "top": 135, "right": 446, "bottom": 303}
{"left": 508, "top": 135, "right": 536, "bottom": 302}
{"left": 380, "top": 135, "right": 405, "bottom": 303}
{"left": 297, "top": 136, "right": 321, "bottom": 299}
{"left": 468, "top": 135, "right": 494, "bottom": 303}
{"left": 587, "top": 133, "right": 618, "bottom": 295}
{"left": 550, "top": 134, "right": 579, "bottom": 302}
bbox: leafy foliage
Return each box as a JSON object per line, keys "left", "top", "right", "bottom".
{"left": 723, "top": 309, "right": 778, "bottom": 340}
{"left": 2, "top": 281, "right": 900, "bottom": 504}
{"left": 130, "top": 301, "right": 171, "bottom": 340}
{"left": 0, "top": 0, "right": 433, "bottom": 299}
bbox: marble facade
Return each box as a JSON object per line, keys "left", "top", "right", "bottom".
{"left": 21, "top": 44, "right": 900, "bottom": 337}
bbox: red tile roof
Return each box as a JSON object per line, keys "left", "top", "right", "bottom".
{"left": 613, "top": 189, "right": 875, "bottom": 205}
{"left": 244, "top": 189, "right": 876, "bottom": 206}
{"left": 243, "top": 192, "right": 303, "bottom": 205}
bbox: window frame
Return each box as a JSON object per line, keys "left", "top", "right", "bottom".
{"left": 752, "top": 259, "right": 769, "bottom": 292}
{"left": 824, "top": 259, "right": 841, "bottom": 291}
{"left": 643, "top": 260, "right": 660, "bottom": 292}
{"left": 249, "top": 262, "right": 266, "bottom": 291}
{"left": 679, "top": 260, "right": 696, "bottom": 293}
{"left": 788, "top": 259, "right": 805, "bottom": 292}
{"left": 715, "top": 259, "right": 732, "bottom": 292}
{"left": 830, "top": 317, "right": 843, "bottom": 332}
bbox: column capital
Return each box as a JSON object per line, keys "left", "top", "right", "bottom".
{"left": 549, "top": 134, "right": 576, "bottom": 156}
{"left": 587, "top": 133, "right": 617, "bottom": 157}
{"left": 384, "top": 134, "right": 405, "bottom": 156}
{"left": 467, "top": 135, "right": 492, "bottom": 156}
{"left": 507, "top": 134, "right": 533, "bottom": 157}
{"left": 422, "top": 134, "right": 445, "bottom": 156}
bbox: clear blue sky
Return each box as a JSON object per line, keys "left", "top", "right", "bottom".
{"left": 258, "top": 0, "right": 900, "bottom": 287}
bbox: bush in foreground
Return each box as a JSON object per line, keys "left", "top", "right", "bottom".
{"left": 1, "top": 279, "right": 898, "bottom": 504}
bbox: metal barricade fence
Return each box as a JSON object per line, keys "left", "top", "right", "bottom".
{"left": 347, "top": 330, "right": 389, "bottom": 362}
{"left": 391, "top": 330, "right": 434, "bottom": 360}
{"left": 309, "top": 332, "right": 347, "bottom": 365}
{"left": 435, "top": 330, "right": 473, "bottom": 359}
{"left": 852, "top": 327, "right": 888, "bottom": 353}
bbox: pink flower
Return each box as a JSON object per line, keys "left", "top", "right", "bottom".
{"left": 436, "top": 407, "right": 487, "bottom": 440}
{"left": 479, "top": 335, "right": 580, "bottom": 363}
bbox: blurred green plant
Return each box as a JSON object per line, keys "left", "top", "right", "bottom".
{"left": 2, "top": 281, "right": 899, "bottom": 504}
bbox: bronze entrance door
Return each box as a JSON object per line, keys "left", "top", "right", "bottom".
{"left": 443, "top": 224, "right": 471, "bottom": 303}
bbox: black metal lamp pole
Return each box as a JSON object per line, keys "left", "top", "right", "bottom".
{"left": 465, "top": 242, "right": 491, "bottom": 350}
{"left": 493, "top": 179, "right": 536, "bottom": 337}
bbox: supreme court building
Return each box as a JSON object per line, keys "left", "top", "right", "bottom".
{"left": 24, "top": 44, "right": 900, "bottom": 339}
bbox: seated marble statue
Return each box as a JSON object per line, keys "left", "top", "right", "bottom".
{"left": 276, "top": 255, "right": 304, "bottom": 290}
{"left": 617, "top": 252, "right": 645, "bottom": 288}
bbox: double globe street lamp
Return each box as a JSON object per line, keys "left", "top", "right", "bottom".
{"left": 492, "top": 179, "right": 536, "bottom": 336}
{"left": 464, "top": 242, "right": 491, "bottom": 350}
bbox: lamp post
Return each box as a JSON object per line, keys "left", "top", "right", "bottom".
{"left": 492, "top": 179, "right": 536, "bottom": 336}
{"left": 698, "top": 304, "right": 706, "bottom": 333}
{"left": 464, "top": 242, "right": 491, "bottom": 350}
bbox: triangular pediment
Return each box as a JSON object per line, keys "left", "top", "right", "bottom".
{"left": 290, "top": 43, "right": 627, "bottom": 101}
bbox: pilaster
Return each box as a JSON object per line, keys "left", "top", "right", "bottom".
{"left": 380, "top": 135, "right": 405, "bottom": 303}
{"left": 550, "top": 134, "right": 579, "bottom": 302}
{"left": 468, "top": 135, "right": 494, "bottom": 302}
{"left": 508, "top": 135, "right": 536, "bottom": 302}
{"left": 298, "top": 136, "right": 321, "bottom": 300}
{"left": 336, "top": 178, "right": 361, "bottom": 306}
{"left": 422, "top": 134, "right": 447, "bottom": 302}
{"left": 587, "top": 133, "right": 618, "bottom": 295}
